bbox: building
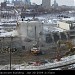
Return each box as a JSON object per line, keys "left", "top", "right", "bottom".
{"left": 12, "top": 0, "right": 14, "bottom": 3}
{"left": 52, "top": 0, "right": 58, "bottom": 8}
{"left": 16, "top": 19, "right": 43, "bottom": 41}
{"left": 42, "top": 0, "right": 51, "bottom": 9}
{"left": 12, "top": 0, "right": 31, "bottom": 8}
{"left": 1, "top": 2, "right": 7, "bottom": 9}
{"left": 16, "top": 19, "right": 69, "bottom": 45}
{"left": 57, "top": 21, "right": 71, "bottom": 31}
{"left": 24, "top": 0, "right": 31, "bottom": 5}
{"left": 57, "top": 21, "right": 75, "bottom": 39}
{"left": 11, "top": 0, "right": 23, "bottom": 7}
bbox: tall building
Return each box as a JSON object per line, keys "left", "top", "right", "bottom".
{"left": 12, "top": 0, "right": 14, "bottom": 3}
{"left": 42, "top": 0, "right": 51, "bottom": 9}
{"left": 54, "top": 0, "right": 56, "bottom": 4}
{"left": 23, "top": 0, "right": 31, "bottom": 5}
{"left": 4, "top": 0, "right": 7, "bottom": 2}
{"left": 52, "top": 0, "right": 58, "bottom": 8}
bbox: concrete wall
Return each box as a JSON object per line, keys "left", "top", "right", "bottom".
{"left": 16, "top": 20, "right": 43, "bottom": 40}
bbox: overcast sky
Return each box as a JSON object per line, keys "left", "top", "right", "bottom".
{"left": 31, "top": 0, "right": 75, "bottom": 6}
{"left": 0, "top": 0, "right": 75, "bottom": 6}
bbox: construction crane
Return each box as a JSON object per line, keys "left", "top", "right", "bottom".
{"left": 56, "top": 40, "right": 75, "bottom": 61}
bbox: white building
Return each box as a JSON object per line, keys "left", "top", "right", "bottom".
{"left": 57, "top": 21, "right": 75, "bottom": 39}
{"left": 23, "top": 0, "right": 31, "bottom": 5}
{"left": 57, "top": 21, "right": 71, "bottom": 31}
{"left": 42, "top": 0, "right": 51, "bottom": 9}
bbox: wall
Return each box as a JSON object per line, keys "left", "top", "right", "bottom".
{"left": 16, "top": 20, "right": 43, "bottom": 41}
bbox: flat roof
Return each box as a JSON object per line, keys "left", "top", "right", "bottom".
{"left": 59, "top": 20, "right": 75, "bottom": 24}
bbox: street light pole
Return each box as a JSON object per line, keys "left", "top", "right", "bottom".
{"left": 9, "top": 47, "right": 11, "bottom": 70}
{"left": 10, "top": 36, "right": 13, "bottom": 70}
{"left": 2, "top": 37, "right": 4, "bottom": 52}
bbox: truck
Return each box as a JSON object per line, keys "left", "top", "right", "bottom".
{"left": 30, "top": 44, "right": 42, "bottom": 55}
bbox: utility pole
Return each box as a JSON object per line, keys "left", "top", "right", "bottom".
{"left": 35, "top": 26, "right": 36, "bottom": 41}
{"left": 2, "top": 37, "right": 4, "bottom": 52}
{"left": 10, "top": 36, "right": 13, "bottom": 70}
{"left": 56, "top": 40, "right": 61, "bottom": 61}
{"left": 9, "top": 47, "right": 11, "bottom": 70}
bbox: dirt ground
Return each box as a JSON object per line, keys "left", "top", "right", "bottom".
{"left": 0, "top": 37, "right": 72, "bottom": 65}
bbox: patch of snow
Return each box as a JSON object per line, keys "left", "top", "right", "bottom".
{"left": 0, "top": 30, "right": 18, "bottom": 37}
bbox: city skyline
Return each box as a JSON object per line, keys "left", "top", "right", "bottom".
{"left": 31, "top": 0, "right": 75, "bottom": 6}
{"left": 0, "top": 0, "right": 75, "bottom": 6}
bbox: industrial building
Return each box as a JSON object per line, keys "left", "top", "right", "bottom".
{"left": 16, "top": 19, "right": 69, "bottom": 45}
{"left": 57, "top": 21, "right": 71, "bottom": 30}
{"left": 57, "top": 21, "right": 75, "bottom": 39}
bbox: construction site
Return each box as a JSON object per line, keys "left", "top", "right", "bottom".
{"left": 0, "top": 18, "right": 75, "bottom": 70}
{"left": 0, "top": 0, "right": 75, "bottom": 71}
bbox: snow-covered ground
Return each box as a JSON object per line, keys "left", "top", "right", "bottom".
{"left": 0, "top": 29, "right": 7, "bottom": 33}
{"left": 1, "top": 54, "right": 75, "bottom": 70}
{"left": 1, "top": 18, "right": 17, "bottom": 23}
{"left": 14, "top": 55, "right": 75, "bottom": 70}
{"left": 0, "top": 30, "right": 18, "bottom": 37}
